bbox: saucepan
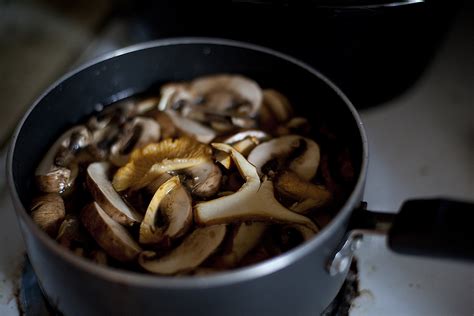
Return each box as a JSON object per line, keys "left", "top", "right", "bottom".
{"left": 7, "top": 38, "right": 474, "bottom": 316}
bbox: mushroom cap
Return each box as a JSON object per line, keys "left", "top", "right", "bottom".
{"left": 80, "top": 202, "right": 142, "bottom": 262}
{"left": 112, "top": 137, "right": 212, "bottom": 192}
{"left": 35, "top": 125, "right": 89, "bottom": 193}
{"left": 182, "top": 160, "right": 222, "bottom": 198}
{"left": 109, "top": 117, "right": 161, "bottom": 167}
{"left": 166, "top": 110, "right": 216, "bottom": 144}
{"left": 138, "top": 225, "right": 226, "bottom": 275}
{"left": 247, "top": 135, "right": 320, "bottom": 181}
{"left": 191, "top": 74, "right": 263, "bottom": 117}
{"left": 87, "top": 162, "right": 143, "bottom": 225}
{"left": 139, "top": 176, "right": 192, "bottom": 245}
{"left": 30, "top": 193, "right": 65, "bottom": 237}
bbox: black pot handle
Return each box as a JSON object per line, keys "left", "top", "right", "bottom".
{"left": 386, "top": 198, "right": 474, "bottom": 260}
{"left": 328, "top": 198, "right": 474, "bottom": 276}
{"left": 353, "top": 198, "right": 474, "bottom": 261}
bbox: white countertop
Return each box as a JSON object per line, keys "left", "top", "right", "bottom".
{"left": 0, "top": 2, "right": 473, "bottom": 315}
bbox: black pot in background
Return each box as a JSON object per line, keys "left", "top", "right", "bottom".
{"left": 124, "top": 0, "right": 461, "bottom": 108}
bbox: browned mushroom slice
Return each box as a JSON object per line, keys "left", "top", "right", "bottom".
{"left": 154, "top": 111, "right": 177, "bottom": 139}
{"left": 138, "top": 225, "right": 226, "bottom": 275}
{"left": 112, "top": 137, "right": 211, "bottom": 192}
{"left": 166, "top": 110, "right": 216, "bottom": 143}
{"left": 275, "top": 170, "right": 331, "bottom": 213}
{"left": 262, "top": 89, "right": 293, "bottom": 123}
{"left": 35, "top": 125, "right": 90, "bottom": 193}
{"left": 56, "top": 214, "right": 84, "bottom": 248}
{"left": 182, "top": 161, "right": 222, "bottom": 198}
{"left": 87, "top": 162, "right": 143, "bottom": 225}
{"left": 30, "top": 193, "right": 65, "bottom": 237}
{"left": 109, "top": 117, "right": 161, "bottom": 166}
{"left": 247, "top": 135, "right": 320, "bottom": 181}
{"left": 140, "top": 176, "right": 192, "bottom": 245}
{"left": 216, "top": 222, "right": 267, "bottom": 267}
{"left": 195, "top": 144, "right": 318, "bottom": 232}
{"left": 190, "top": 74, "right": 263, "bottom": 117}
{"left": 81, "top": 202, "right": 142, "bottom": 262}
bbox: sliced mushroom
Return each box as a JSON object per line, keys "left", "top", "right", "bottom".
{"left": 109, "top": 117, "right": 161, "bottom": 166}
{"left": 88, "top": 123, "right": 121, "bottom": 160}
{"left": 140, "top": 176, "right": 192, "bottom": 245}
{"left": 221, "top": 130, "right": 270, "bottom": 144}
{"left": 90, "top": 250, "right": 108, "bottom": 266}
{"left": 30, "top": 193, "right": 65, "bottom": 237}
{"left": 154, "top": 111, "right": 177, "bottom": 139}
{"left": 195, "top": 144, "right": 318, "bottom": 232}
{"left": 87, "top": 162, "right": 143, "bottom": 225}
{"left": 166, "top": 110, "right": 216, "bottom": 143}
{"left": 80, "top": 202, "right": 141, "bottom": 262}
{"left": 217, "top": 222, "right": 267, "bottom": 267}
{"left": 158, "top": 83, "right": 196, "bottom": 111}
{"left": 247, "top": 135, "right": 320, "bottom": 181}
{"left": 35, "top": 125, "right": 90, "bottom": 193}
{"left": 262, "top": 89, "right": 293, "bottom": 123}
{"left": 112, "top": 137, "right": 212, "bottom": 192}
{"left": 135, "top": 97, "right": 160, "bottom": 114}
{"left": 138, "top": 225, "right": 226, "bottom": 275}
{"left": 56, "top": 214, "right": 84, "bottom": 248}
{"left": 275, "top": 170, "right": 331, "bottom": 212}
{"left": 87, "top": 101, "right": 134, "bottom": 130}
{"left": 216, "top": 130, "right": 270, "bottom": 169}
{"left": 181, "top": 160, "right": 222, "bottom": 198}
{"left": 216, "top": 138, "right": 258, "bottom": 169}
{"left": 191, "top": 74, "right": 263, "bottom": 117}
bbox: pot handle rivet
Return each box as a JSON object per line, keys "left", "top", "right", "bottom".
{"left": 327, "top": 230, "right": 366, "bottom": 276}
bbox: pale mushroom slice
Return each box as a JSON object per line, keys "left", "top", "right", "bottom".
{"left": 30, "top": 193, "right": 65, "bottom": 237}
{"left": 247, "top": 135, "right": 320, "bottom": 181}
{"left": 112, "top": 137, "right": 211, "bottom": 192}
{"left": 81, "top": 202, "right": 142, "bottom": 262}
{"left": 275, "top": 170, "right": 332, "bottom": 213}
{"left": 139, "top": 176, "right": 192, "bottom": 245}
{"left": 195, "top": 144, "right": 318, "bottom": 232}
{"left": 35, "top": 125, "right": 90, "bottom": 193}
{"left": 216, "top": 130, "right": 270, "bottom": 169}
{"left": 166, "top": 110, "right": 216, "bottom": 144}
{"left": 138, "top": 225, "right": 226, "bottom": 275}
{"left": 109, "top": 117, "right": 161, "bottom": 166}
{"left": 190, "top": 74, "right": 263, "bottom": 117}
{"left": 216, "top": 222, "right": 267, "bottom": 268}
{"left": 158, "top": 83, "right": 196, "bottom": 111}
{"left": 87, "top": 162, "right": 143, "bottom": 226}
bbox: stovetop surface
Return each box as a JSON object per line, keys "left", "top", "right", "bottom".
{"left": 0, "top": 1, "right": 473, "bottom": 315}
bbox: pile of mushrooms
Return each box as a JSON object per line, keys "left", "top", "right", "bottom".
{"left": 31, "top": 74, "right": 333, "bottom": 275}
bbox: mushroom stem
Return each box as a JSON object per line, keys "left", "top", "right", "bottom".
{"left": 195, "top": 144, "right": 318, "bottom": 232}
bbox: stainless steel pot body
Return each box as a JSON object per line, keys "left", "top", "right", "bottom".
{"left": 8, "top": 38, "right": 368, "bottom": 316}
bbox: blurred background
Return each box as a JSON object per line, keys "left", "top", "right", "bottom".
{"left": 0, "top": 0, "right": 464, "bottom": 147}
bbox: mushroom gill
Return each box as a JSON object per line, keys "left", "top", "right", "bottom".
{"left": 112, "top": 137, "right": 212, "bottom": 191}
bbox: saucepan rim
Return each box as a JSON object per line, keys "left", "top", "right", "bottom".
{"left": 7, "top": 37, "right": 369, "bottom": 289}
